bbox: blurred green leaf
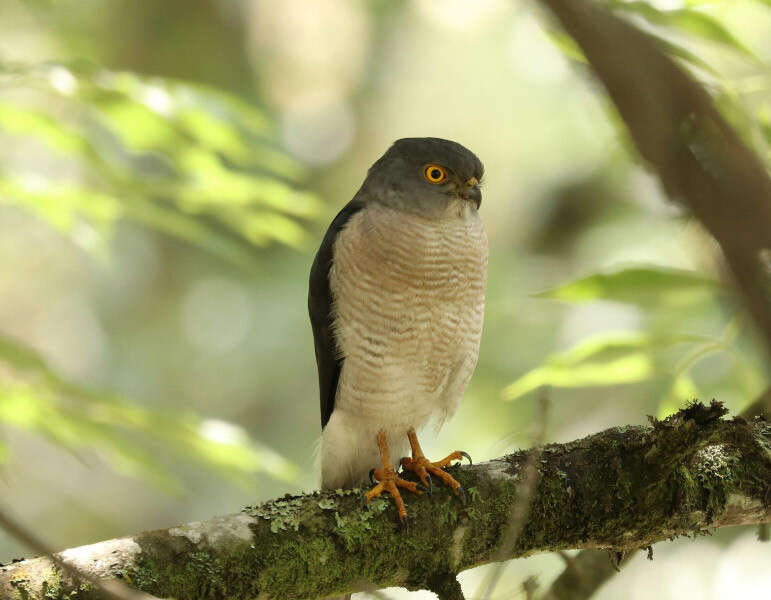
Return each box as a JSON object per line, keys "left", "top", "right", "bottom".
{"left": 547, "top": 21, "right": 715, "bottom": 75}
{"left": 0, "top": 105, "right": 92, "bottom": 156}
{"left": 0, "top": 63, "right": 321, "bottom": 268}
{"left": 545, "top": 30, "right": 588, "bottom": 63}
{"left": 759, "top": 108, "right": 771, "bottom": 147}
{"left": 646, "top": 32, "right": 719, "bottom": 75}
{"left": 535, "top": 266, "right": 723, "bottom": 307}
{"left": 121, "top": 196, "right": 274, "bottom": 271}
{"left": 94, "top": 96, "right": 184, "bottom": 152}
{"left": 608, "top": 1, "right": 756, "bottom": 58}
{"left": 503, "top": 331, "right": 710, "bottom": 401}
{"left": 0, "top": 383, "right": 181, "bottom": 490}
{"left": 0, "top": 178, "right": 121, "bottom": 236}
{"left": 0, "top": 332, "right": 297, "bottom": 488}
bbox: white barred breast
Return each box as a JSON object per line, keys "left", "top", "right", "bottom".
{"left": 320, "top": 200, "right": 487, "bottom": 489}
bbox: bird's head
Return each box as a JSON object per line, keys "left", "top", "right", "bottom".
{"left": 362, "top": 137, "right": 484, "bottom": 219}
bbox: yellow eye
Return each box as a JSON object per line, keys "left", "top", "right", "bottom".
{"left": 423, "top": 164, "right": 447, "bottom": 184}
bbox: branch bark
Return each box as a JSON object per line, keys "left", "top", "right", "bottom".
{"left": 1, "top": 402, "right": 768, "bottom": 600}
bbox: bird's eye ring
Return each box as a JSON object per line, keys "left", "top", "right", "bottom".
{"left": 423, "top": 164, "right": 447, "bottom": 184}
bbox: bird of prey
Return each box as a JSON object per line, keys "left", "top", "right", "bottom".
{"left": 309, "top": 137, "right": 487, "bottom": 521}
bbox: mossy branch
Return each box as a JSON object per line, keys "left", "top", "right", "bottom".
{"left": 1, "top": 402, "right": 769, "bottom": 600}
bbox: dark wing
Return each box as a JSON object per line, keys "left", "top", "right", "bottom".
{"left": 309, "top": 198, "right": 365, "bottom": 430}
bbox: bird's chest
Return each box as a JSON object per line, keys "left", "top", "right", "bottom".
{"left": 331, "top": 204, "right": 488, "bottom": 364}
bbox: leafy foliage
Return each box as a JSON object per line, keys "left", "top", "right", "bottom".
{"left": 534, "top": 266, "right": 722, "bottom": 307}
{"left": 0, "top": 63, "right": 310, "bottom": 487}
{"left": 553, "top": 1, "right": 771, "bottom": 161}
{"left": 606, "top": 1, "right": 755, "bottom": 59}
{"left": 0, "top": 62, "right": 322, "bottom": 270}
{"left": 520, "top": 1, "right": 770, "bottom": 417}
{"left": 503, "top": 330, "right": 710, "bottom": 401}
{"left": 0, "top": 332, "right": 297, "bottom": 489}
{"left": 507, "top": 266, "right": 766, "bottom": 417}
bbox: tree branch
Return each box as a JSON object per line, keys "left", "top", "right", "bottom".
{"left": 1, "top": 402, "right": 768, "bottom": 600}
{"left": 540, "top": 387, "right": 771, "bottom": 600}
{"left": 0, "top": 507, "right": 164, "bottom": 600}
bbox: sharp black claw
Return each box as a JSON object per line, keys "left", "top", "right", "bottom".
{"left": 416, "top": 483, "right": 429, "bottom": 493}
{"left": 399, "top": 514, "right": 411, "bottom": 529}
{"left": 369, "top": 469, "right": 376, "bottom": 485}
{"left": 460, "top": 451, "right": 473, "bottom": 465}
{"left": 426, "top": 473, "right": 433, "bottom": 495}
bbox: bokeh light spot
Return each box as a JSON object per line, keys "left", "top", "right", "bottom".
{"left": 181, "top": 277, "right": 254, "bottom": 355}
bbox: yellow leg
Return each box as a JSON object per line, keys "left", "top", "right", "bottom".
{"left": 400, "top": 428, "right": 471, "bottom": 497}
{"left": 364, "top": 430, "right": 424, "bottom": 522}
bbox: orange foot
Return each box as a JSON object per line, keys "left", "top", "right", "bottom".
{"left": 363, "top": 430, "right": 426, "bottom": 523}
{"left": 400, "top": 429, "right": 472, "bottom": 500}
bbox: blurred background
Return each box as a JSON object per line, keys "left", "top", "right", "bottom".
{"left": 0, "top": 0, "right": 769, "bottom": 598}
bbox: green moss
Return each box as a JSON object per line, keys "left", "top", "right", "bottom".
{"left": 117, "top": 483, "right": 473, "bottom": 599}
{"left": 124, "top": 539, "right": 262, "bottom": 600}
{"left": 333, "top": 497, "right": 388, "bottom": 551}
{"left": 40, "top": 569, "right": 63, "bottom": 600}
{"left": 7, "top": 565, "right": 99, "bottom": 600}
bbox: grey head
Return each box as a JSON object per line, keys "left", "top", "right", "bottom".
{"left": 359, "top": 137, "right": 484, "bottom": 219}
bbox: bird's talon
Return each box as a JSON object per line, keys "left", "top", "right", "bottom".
{"left": 460, "top": 451, "right": 473, "bottom": 466}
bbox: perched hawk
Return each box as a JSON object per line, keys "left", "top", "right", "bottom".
{"left": 309, "top": 137, "right": 487, "bottom": 521}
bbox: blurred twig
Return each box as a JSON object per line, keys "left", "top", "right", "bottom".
{"left": 0, "top": 505, "right": 165, "bottom": 600}
{"left": 478, "top": 392, "right": 549, "bottom": 600}
{"left": 539, "top": 550, "right": 637, "bottom": 600}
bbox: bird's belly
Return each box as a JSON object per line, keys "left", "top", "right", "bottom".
{"left": 330, "top": 203, "right": 488, "bottom": 435}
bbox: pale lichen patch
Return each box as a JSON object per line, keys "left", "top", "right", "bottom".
{"left": 722, "top": 494, "right": 768, "bottom": 525}
{"left": 318, "top": 497, "right": 338, "bottom": 510}
{"left": 450, "top": 525, "right": 468, "bottom": 570}
{"left": 478, "top": 459, "right": 512, "bottom": 480}
{"left": 249, "top": 497, "right": 305, "bottom": 532}
{"left": 170, "top": 513, "right": 256, "bottom": 547}
{"left": 58, "top": 538, "right": 141, "bottom": 578}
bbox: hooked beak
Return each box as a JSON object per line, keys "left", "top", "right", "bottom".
{"left": 460, "top": 177, "right": 481, "bottom": 209}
